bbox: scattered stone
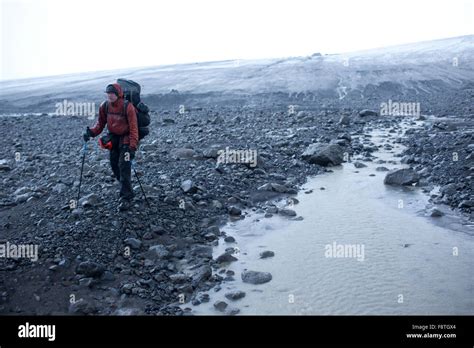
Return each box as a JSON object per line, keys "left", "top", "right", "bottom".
{"left": 173, "top": 148, "right": 197, "bottom": 159}
{"left": 338, "top": 115, "right": 350, "bottom": 125}
{"left": 429, "top": 208, "right": 444, "bottom": 217}
{"left": 79, "top": 277, "right": 94, "bottom": 288}
{"left": 75, "top": 261, "right": 105, "bottom": 278}
{"left": 124, "top": 238, "right": 142, "bottom": 250}
{"left": 359, "top": 109, "right": 379, "bottom": 117}
{"left": 302, "top": 143, "right": 344, "bottom": 166}
{"left": 14, "top": 193, "right": 31, "bottom": 204}
{"left": 215, "top": 252, "right": 238, "bottom": 263}
{"left": 181, "top": 179, "right": 198, "bottom": 194}
{"left": 79, "top": 193, "right": 100, "bottom": 207}
{"left": 147, "top": 245, "right": 170, "bottom": 259}
{"left": 259, "top": 250, "right": 275, "bottom": 259}
{"left": 257, "top": 182, "right": 290, "bottom": 193}
{"left": 169, "top": 273, "right": 189, "bottom": 284}
{"left": 68, "top": 299, "right": 96, "bottom": 315}
{"left": 228, "top": 206, "right": 242, "bottom": 216}
{"left": 384, "top": 168, "right": 420, "bottom": 186}
{"left": 226, "top": 308, "right": 240, "bottom": 315}
{"left": 71, "top": 208, "right": 83, "bottom": 217}
{"left": 224, "top": 236, "right": 236, "bottom": 243}
{"left": 213, "top": 300, "right": 228, "bottom": 312}
{"left": 52, "top": 183, "right": 67, "bottom": 194}
{"left": 241, "top": 270, "right": 272, "bottom": 284}
{"left": 190, "top": 264, "right": 212, "bottom": 285}
{"left": 458, "top": 200, "right": 474, "bottom": 208}
{"left": 0, "top": 160, "right": 11, "bottom": 171}
{"left": 354, "top": 162, "right": 367, "bottom": 168}
{"left": 225, "top": 290, "right": 246, "bottom": 301}
{"left": 278, "top": 208, "right": 297, "bottom": 217}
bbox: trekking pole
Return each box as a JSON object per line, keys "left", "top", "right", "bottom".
{"left": 77, "top": 142, "right": 87, "bottom": 203}
{"left": 131, "top": 160, "right": 150, "bottom": 208}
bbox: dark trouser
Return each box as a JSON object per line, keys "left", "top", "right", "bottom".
{"left": 110, "top": 143, "right": 133, "bottom": 200}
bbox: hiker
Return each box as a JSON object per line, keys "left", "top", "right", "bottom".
{"left": 83, "top": 83, "right": 139, "bottom": 211}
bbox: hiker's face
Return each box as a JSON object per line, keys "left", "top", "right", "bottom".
{"left": 107, "top": 92, "right": 118, "bottom": 103}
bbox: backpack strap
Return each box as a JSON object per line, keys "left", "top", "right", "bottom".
{"left": 123, "top": 100, "right": 129, "bottom": 120}
{"left": 103, "top": 100, "right": 127, "bottom": 119}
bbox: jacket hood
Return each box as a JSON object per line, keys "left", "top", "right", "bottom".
{"left": 105, "top": 83, "right": 124, "bottom": 99}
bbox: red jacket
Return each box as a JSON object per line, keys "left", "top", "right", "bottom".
{"left": 90, "top": 83, "right": 139, "bottom": 151}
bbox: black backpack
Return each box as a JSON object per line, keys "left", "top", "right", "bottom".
{"left": 103, "top": 79, "right": 151, "bottom": 140}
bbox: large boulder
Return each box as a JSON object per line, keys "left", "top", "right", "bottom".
{"left": 384, "top": 168, "right": 420, "bottom": 186}
{"left": 302, "top": 143, "right": 344, "bottom": 166}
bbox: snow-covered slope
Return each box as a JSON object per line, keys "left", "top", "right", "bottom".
{"left": 1, "top": 35, "right": 473, "bottom": 110}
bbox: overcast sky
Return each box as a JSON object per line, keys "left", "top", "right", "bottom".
{"left": 1, "top": 0, "right": 473, "bottom": 80}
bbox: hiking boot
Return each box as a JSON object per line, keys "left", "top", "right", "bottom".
{"left": 118, "top": 198, "right": 132, "bottom": 211}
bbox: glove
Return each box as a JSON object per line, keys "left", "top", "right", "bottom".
{"left": 122, "top": 145, "right": 135, "bottom": 161}
{"left": 83, "top": 127, "right": 93, "bottom": 142}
